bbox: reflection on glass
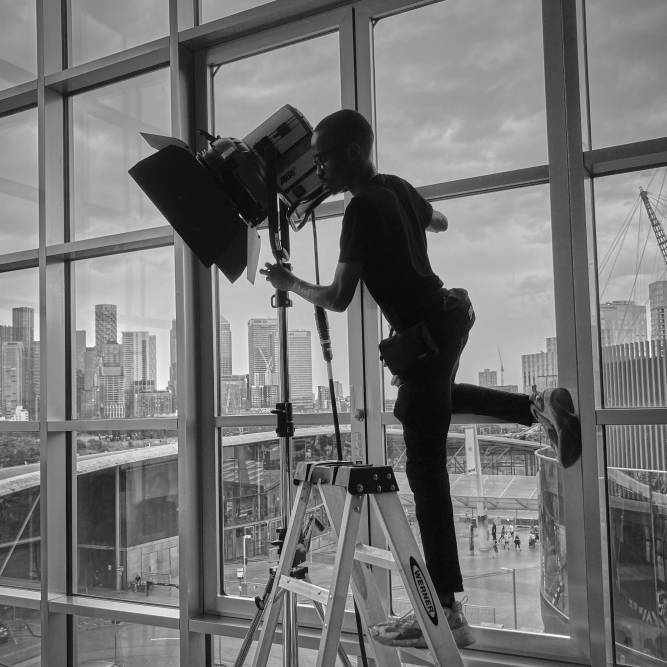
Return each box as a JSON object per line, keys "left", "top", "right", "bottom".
{"left": 201, "top": 0, "right": 272, "bottom": 23}
{"left": 213, "top": 32, "right": 340, "bottom": 140}
{"left": 0, "top": 432, "right": 40, "bottom": 587}
{"left": 606, "top": 429, "right": 667, "bottom": 665}
{"left": 76, "top": 430, "right": 178, "bottom": 606}
{"left": 221, "top": 426, "right": 349, "bottom": 599}
{"left": 374, "top": 0, "right": 547, "bottom": 186}
{"left": 594, "top": 168, "right": 667, "bottom": 409}
{"left": 73, "top": 249, "right": 176, "bottom": 419}
{"left": 76, "top": 617, "right": 179, "bottom": 665}
{"left": 0, "top": 2, "right": 36, "bottom": 89}
{"left": 68, "top": 0, "right": 169, "bottom": 66}
{"left": 0, "top": 269, "right": 40, "bottom": 421}
{"left": 0, "top": 109, "right": 38, "bottom": 253}
{"left": 386, "top": 425, "right": 556, "bottom": 633}
{"left": 70, "top": 69, "right": 170, "bottom": 241}
{"left": 586, "top": 0, "right": 667, "bottom": 149}
{"left": 214, "top": 637, "right": 318, "bottom": 666}
{"left": 217, "top": 220, "right": 348, "bottom": 416}
{"left": 0, "top": 606, "right": 41, "bottom": 664}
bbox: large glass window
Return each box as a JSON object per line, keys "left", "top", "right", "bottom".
{"left": 0, "top": 269, "right": 40, "bottom": 422}
{"left": 373, "top": 0, "right": 547, "bottom": 186}
{"left": 72, "top": 249, "right": 176, "bottom": 420}
{"left": 76, "top": 617, "right": 179, "bottom": 665}
{"left": 606, "top": 427, "right": 667, "bottom": 666}
{"left": 70, "top": 70, "right": 171, "bottom": 241}
{"left": 68, "top": 0, "right": 169, "bottom": 67}
{"left": 76, "top": 429, "right": 178, "bottom": 605}
{"left": 0, "top": 108, "right": 38, "bottom": 253}
{"left": 594, "top": 167, "right": 667, "bottom": 408}
{"left": 586, "top": 0, "right": 667, "bottom": 149}
{"left": 0, "top": 0, "right": 37, "bottom": 90}
{"left": 200, "top": 0, "right": 272, "bottom": 24}
{"left": 0, "top": 431, "right": 40, "bottom": 587}
{"left": 0, "top": 606, "right": 41, "bottom": 664}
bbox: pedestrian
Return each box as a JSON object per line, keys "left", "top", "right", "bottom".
{"left": 514, "top": 533, "right": 521, "bottom": 550}
{"left": 261, "top": 109, "right": 582, "bottom": 649}
{"left": 491, "top": 521, "right": 497, "bottom": 542}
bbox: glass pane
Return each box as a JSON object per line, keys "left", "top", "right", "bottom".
{"left": 0, "top": 269, "right": 40, "bottom": 421}
{"left": 586, "top": 0, "right": 667, "bottom": 149}
{"left": 382, "top": 186, "right": 563, "bottom": 634}
{"left": 221, "top": 424, "right": 351, "bottom": 600}
{"left": 0, "top": 108, "right": 38, "bottom": 253}
{"left": 607, "top": 426, "right": 667, "bottom": 666}
{"left": 214, "top": 636, "right": 319, "bottom": 666}
{"left": 387, "top": 426, "right": 551, "bottom": 632}
{"left": 218, "top": 219, "right": 348, "bottom": 417}
{"left": 76, "top": 429, "right": 178, "bottom": 605}
{"left": 73, "top": 249, "right": 176, "bottom": 419}
{"left": 0, "top": 1, "right": 37, "bottom": 89}
{"left": 68, "top": 0, "right": 169, "bottom": 66}
{"left": 70, "top": 69, "right": 171, "bottom": 241}
{"left": 0, "top": 606, "right": 41, "bottom": 665}
{"left": 76, "top": 617, "right": 179, "bottom": 665}
{"left": 213, "top": 32, "right": 340, "bottom": 142}
{"left": 0, "top": 432, "right": 40, "bottom": 586}
{"left": 201, "top": 0, "right": 272, "bottom": 23}
{"left": 374, "top": 0, "right": 547, "bottom": 186}
{"left": 594, "top": 168, "right": 667, "bottom": 408}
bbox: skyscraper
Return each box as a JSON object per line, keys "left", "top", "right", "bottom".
{"left": 100, "top": 341, "right": 124, "bottom": 418}
{"left": 247, "top": 318, "right": 279, "bottom": 386}
{"left": 219, "top": 316, "right": 232, "bottom": 376}
{"left": 478, "top": 368, "right": 498, "bottom": 387}
{"left": 1, "top": 341, "right": 23, "bottom": 417}
{"left": 12, "top": 307, "right": 34, "bottom": 416}
{"left": 521, "top": 336, "right": 558, "bottom": 394}
{"left": 0, "top": 325, "right": 13, "bottom": 409}
{"left": 169, "top": 318, "right": 177, "bottom": 403}
{"left": 122, "top": 331, "right": 157, "bottom": 417}
{"left": 288, "top": 329, "right": 313, "bottom": 410}
{"left": 599, "top": 300, "right": 647, "bottom": 346}
{"left": 649, "top": 280, "right": 667, "bottom": 340}
{"left": 95, "top": 304, "right": 117, "bottom": 353}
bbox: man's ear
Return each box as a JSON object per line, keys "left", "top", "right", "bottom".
{"left": 345, "top": 142, "right": 362, "bottom": 163}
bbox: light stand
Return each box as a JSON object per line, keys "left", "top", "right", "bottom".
{"left": 263, "top": 154, "right": 299, "bottom": 667}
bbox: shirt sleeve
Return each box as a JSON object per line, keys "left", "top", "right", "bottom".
{"left": 404, "top": 179, "right": 433, "bottom": 230}
{"left": 338, "top": 197, "right": 372, "bottom": 263}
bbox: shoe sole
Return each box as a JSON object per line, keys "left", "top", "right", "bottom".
{"left": 369, "top": 621, "right": 475, "bottom": 650}
{"left": 531, "top": 390, "right": 581, "bottom": 468}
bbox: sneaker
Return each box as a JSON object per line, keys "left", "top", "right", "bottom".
{"left": 530, "top": 387, "right": 581, "bottom": 468}
{"left": 368, "top": 602, "right": 475, "bottom": 650}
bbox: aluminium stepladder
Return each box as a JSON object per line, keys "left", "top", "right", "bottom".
{"left": 251, "top": 461, "right": 464, "bottom": 667}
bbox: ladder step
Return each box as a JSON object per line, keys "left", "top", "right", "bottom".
{"left": 278, "top": 575, "right": 330, "bottom": 604}
{"left": 354, "top": 544, "right": 397, "bottom": 570}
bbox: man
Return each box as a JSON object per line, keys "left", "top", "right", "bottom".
{"left": 260, "top": 109, "right": 581, "bottom": 649}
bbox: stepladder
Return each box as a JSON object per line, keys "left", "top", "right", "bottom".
{"left": 250, "top": 461, "right": 464, "bottom": 667}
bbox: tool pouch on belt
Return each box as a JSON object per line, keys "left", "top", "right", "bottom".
{"left": 378, "top": 320, "right": 439, "bottom": 377}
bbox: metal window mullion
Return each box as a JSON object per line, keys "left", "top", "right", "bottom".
{"left": 170, "top": 0, "right": 210, "bottom": 660}
{"left": 542, "top": 1, "right": 607, "bottom": 664}
{"left": 0, "top": 81, "right": 38, "bottom": 116}
{"left": 37, "top": 0, "right": 70, "bottom": 664}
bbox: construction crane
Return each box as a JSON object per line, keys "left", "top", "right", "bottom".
{"left": 497, "top": 345, "right": 504, "bottom": 386}
{"left": 639, "top": 186, "right": 667, "bottom": 269}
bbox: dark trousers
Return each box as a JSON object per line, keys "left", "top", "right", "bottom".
{"left": 393, "top": 290, "right": 534, "bottom": 597}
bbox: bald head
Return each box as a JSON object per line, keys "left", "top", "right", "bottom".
{"left": 314, "top": 109, "right": 374, "bottom": 158}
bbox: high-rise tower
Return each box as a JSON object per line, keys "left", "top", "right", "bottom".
{"left": 649, "top": 280, "right": 667, "bottom": 340}
{"left": 12, "top": 307, "right": 34, "bottom": 417}
{"left": 288, "top": 329, "right": 313, "bottom": 410}
{"left": 219, "top": 316, "right": 232, "bottom": 376}
{"left": 247, "top": 318, "right": 278, "bottom": 386}
{"left": 95, "top": 304, "right": 118, "bottom": 353}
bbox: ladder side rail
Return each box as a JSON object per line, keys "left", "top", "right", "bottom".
{"left": 372, "top": 493, "right": 465, "bottom": 667}
{"left": 252, "top": 480, "right": 313, "bottom": 667}
{"left": 319, "top": 485, "right": 403, "bottom": 667}
{"left": 316, "top": 492, "right": 365, "bottom": 667}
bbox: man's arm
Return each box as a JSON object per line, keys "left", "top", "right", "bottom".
{"left": 426, "top": 209, "right": 448, "bottom": 233}
{"left": 260, "top": 261, "right": 363, "bottom": 312}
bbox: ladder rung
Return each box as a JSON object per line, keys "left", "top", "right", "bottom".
{"left": 354, "top": 544, "right": 397, "bottom": 570}
{"left": 398, "top": 646, "right": 434, "bottom": 665}
{"left": 278, "top": 575, "right": 330, "bottom": 604}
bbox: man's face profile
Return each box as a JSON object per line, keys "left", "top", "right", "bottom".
{"left": 311, "top": 129, "right": 351, "bottom": 195}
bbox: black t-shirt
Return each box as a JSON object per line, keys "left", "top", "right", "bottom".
{"left": 338, "top": 174, "right": 444, "bottom": 331}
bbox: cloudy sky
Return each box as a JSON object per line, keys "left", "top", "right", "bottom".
{"left": 1, "top": 0, "right": 666, "bottom": 398}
